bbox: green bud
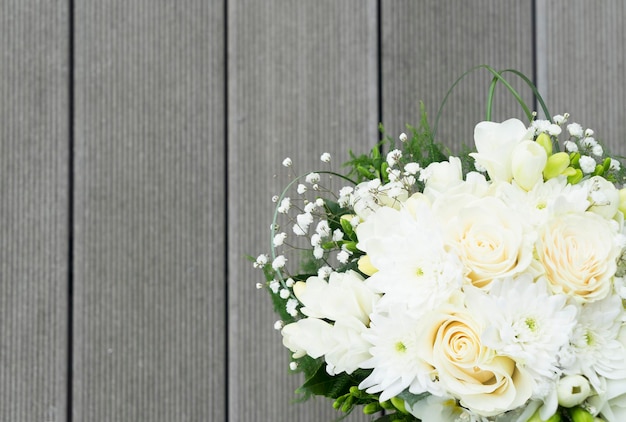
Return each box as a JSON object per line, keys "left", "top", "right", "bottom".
{"left": 332, "top": 396, "right": 344, "bottom": 409}
{"left": 390, "top": 397, "right": 408, "bottom": 414}
{"left": 357, "top": 165, "right": 375, "bottom": 180}
{"left": 527, "top": 408, "right": 561, "bottom": 422}
{"left": 570, "top": 152, "right": 581, "bottom": 167}
{"left": 567, "top": 168, "right": 584, "bottom": 185}
{"left": 536, "top": 133, "right": 553, "bottom": 156}
{"left": 568, "top": 406, "right": 594, "bottom": 422}
{"left": 343, "top": 241, "right": 359, "bottom": 253}
{"left": 340, "top": 395, "right": 354, "bottom": 413}
{"left": 603, "top": 157, "right": 612, "bottom": 173}
{"left": 339, "top": 216, "right": 355, "bottom": 239}
{"left": 593, "top": 164, "right": 604, "bottom": 176}
{"left": 380, "top": 162, "right": 390, "bottom": 183}
{"left": 372, "top": 145, "right": 381, "bottom": 159}
{"left": 544, "top": 152, "right": 571, "bottom": 180}
{"left": 380, "top": 400, "right": 395, "bottom": 410}
{"left": 363, "top": 402, "right": 382, "bottom": 415}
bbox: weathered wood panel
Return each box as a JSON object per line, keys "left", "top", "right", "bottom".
{"left": 540, "top": 1, "right": 626, "bottom": 156}
{"left": 72, "top": 2, "right": 226, "bottom": 420}
{"left": 228, "top": 1, "right": 378, "bottom": 420}
{"left": 0, "top": 2, "right": 69, "bottom": 421}
{"left": 381, "top": 1, "right": 535, "bottom": 152}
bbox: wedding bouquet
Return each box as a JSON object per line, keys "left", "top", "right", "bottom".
{"left": 253, "top": 67, "right": 626, "bottom": 421}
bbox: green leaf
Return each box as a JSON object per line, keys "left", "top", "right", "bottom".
{"left": 396, "top": 390, "right": 430, "bottom": 408}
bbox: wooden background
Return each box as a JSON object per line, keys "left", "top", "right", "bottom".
{"left": 2, "top": 1, "right": 625, "bottom": 421}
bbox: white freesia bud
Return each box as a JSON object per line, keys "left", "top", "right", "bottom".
{"left": 511, "top": 140, "right": 548, "bottom": 191}
{"left": 557, "top": 375, "right": 591, "bottom": 407}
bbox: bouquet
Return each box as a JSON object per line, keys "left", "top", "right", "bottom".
{"left": 253, "top": 67, "right": 626, "bottom": 421}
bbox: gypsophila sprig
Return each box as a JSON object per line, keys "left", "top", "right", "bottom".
{"left": 251, "top": 66, "right": 626, "bottom": 422}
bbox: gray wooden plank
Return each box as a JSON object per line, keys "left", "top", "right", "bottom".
{"left": 72, "top": 2, "right": 226, "bottom": 420}
{"left": 228, "top": 1, "right": 379, "bottom": 420}
{"left": 0, "top": 2, "right": 69, "bottom": 421}
{"left": 381, "top": 1, "right": 535, "bottom": 152}
{"left": 541, "top": 1, "right": 626, "bottom": 157}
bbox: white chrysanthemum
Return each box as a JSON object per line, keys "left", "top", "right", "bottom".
{"left": 561, "top": 295, "right": 626, "bottom": 391}
{"left": 579, "top": 155, "right": 596, "bottom": 174}
{"left": 356, "top": 198, "right": 464, "bottom": 315}
{"left": 358, "top": 306, "right": 436, "bottom": 401}
{"left": 466, "top": 276, "right": 577, "bottom": 391}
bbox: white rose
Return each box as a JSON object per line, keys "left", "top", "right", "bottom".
{"left": 537, "top": 212, "right": 620, "bottom": 302}
{"left": 512, "top": 140, "right": 548, "bottom": 191}
{"left": 416, "top": 302, "right": 533, "bottom": 416}
{"left": 470, "top": 118, "right": 531, "bottom": 183}
{"left": 590, "top": 377, "right": 626, "bottom": 422}
{"left": 445, "top": 196, "right": 534, "bottom": 289}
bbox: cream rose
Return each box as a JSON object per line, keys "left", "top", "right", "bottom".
{"left": 445, "top": 196, "right": 533, "bottom": 289}
{"left": 537, "top": 212, "right": 620, "bottom": 302}
{"left": 416, "top": 303, "right": 533, "bottom": 416}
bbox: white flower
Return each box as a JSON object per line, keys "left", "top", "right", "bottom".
{"left": 404, "top": 162, "right": 421, "bottom": 175}
{"left": 592, "top": 144, "right": 604, "bottom": 157}
{"left": 273, "top": 232, "right": 287, "bottom": 247}
{"left": 415, "top": 299, "right": 534, "bottom": 416}
{"left": 286, "top": 298, "right": 298, "bottom": 316}
{"left": 271, "top": 195, "right": 279, "bottom": 202}
{"left": 320, "top": 152, "right": 331, "bottom": 163}
{"left": 466, "top": 276, "right": 577, "bottom": 389}
{"left": 273, "top": 320, "right": 284, "bottom": 330}
{"left": 297, "top": 184, "right": 307, "bottom": 194}
{"left": 407, "top": 395, "right": 475, "bottom": 422}
{"left": 337, "top": 250, "right": 350, "bottom": 264}
{"left": 553, "top": 114, "right": 568, "bottom": 125}
{"left": 303, "top": 202, "right": 317, "bottom": 213}
{"left": 358, "top": 306, "right": 435, "bottom": 401}
{"left": 277, "top": 197, "right": 291, "bottom": 213}
{"left": 536, "top": 211, "right": 620, "bottom": 302}
{"left": 279, "top": 288, "right": 290, "bottom": 299}
{"left": 272, "top": 255, "right": 287, "bottom": 270}
{"left": 422, "top": 157, "right": 464, "bottom": 199}
{"left": 310, "top": 233, "right": 322, "bottom": 247}
{"left": 567, "top": 123, "right": 584, "bottom": 138}
{"left": 332, "top": 229, "right": 344, "bottom": 242}
{"left": 315, "top": 198, "right": 324, "bottom": 207}
{"left": 444, "top": 196, "right": 534, "bottom": 289}
{"left": 470, "top": 118, "right": 531, "bottom": 183}
{"left": 511, "top": 140, "right": 548, "bottom": 191}
{"left": 611, "top": 159, "right": 621, "bottom": 171}
{"left": 585, "top": 128, "right": 595, "bottom": 137}
{"left": 269, "top": 279, "right": 280, "bottom": 293}
{"left": 585, "top": 176, "right": 620, "bottom": 219}
{"left": 313, "top": 246, "right": 324, "bottom": 259}
{"left": 282, "top": 271, "right": 379, "bottom": 375}
{"left": 253, "top": 254, "right": 268, "bottom": 268}
{"left": 315, "top": 220, "right": 331, "bottom": 237}
{"left": 386, "top": 149, "right": 402, "bottom": 167}
{"left": 556, "top": 375, "right": 591, "bottom": 407}
{"left": 547, "top": 124, "right": 562, "bottom": 136}
{"left": 564, "top": 140, "right": 579, "bottom": 152}
{"left": 579, "top": 155, "right": 597, "bottom": 174}
{"left": 293, "top": 212, "right": 314, "bottom": 235}
{"left": 562, "top": 295, "right": 626, "bottom": 390}
{"left": 285, "top": 278, "right": 295, "bottom": 287}
{"left": 399, "top": 132, "right": 408, "bottom": 142}
{"left": 282, "top": 157, "right": 292, "bottom": 167}
{"left": 338, "top": 186, "right": 353, "bottom": 197}
{"left": 305, "top": 172, "right": 320, "bottom": 184}
{"left": 582, "top": 137, "right": 598, "bottom": 148}
{"left": 317, "top": 265, "right": 333, "bottom": 280}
